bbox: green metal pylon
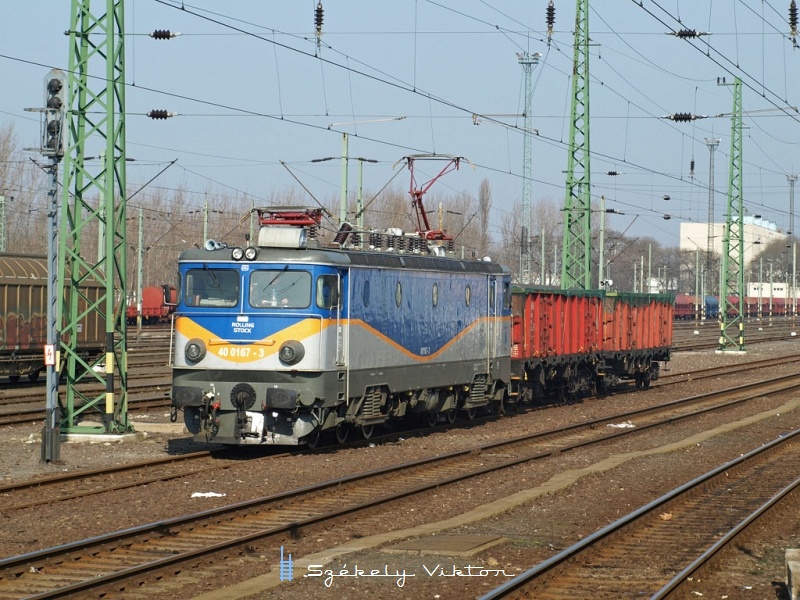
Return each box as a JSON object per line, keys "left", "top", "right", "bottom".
{"left": 718, "top": 77, "right": 745, "bottom": 353}
{"left": 561, "top": 0, "right": 592, "bottom": 290}
{"left": 58, "top": 0, "right": 130, "bottom": 433}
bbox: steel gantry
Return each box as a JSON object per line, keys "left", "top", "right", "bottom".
{"left": 561, "top": 0, "right": 592, "bottom": 290}
{"left": 718, "top": 77, "right": 746, "bottom": 353}
{"left": 58, "top": 0, "right": 131, "bottom": 433}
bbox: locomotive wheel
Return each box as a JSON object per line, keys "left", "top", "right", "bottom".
{"left": 335, "top": 423, "right": 349, "bottom": 444}
{"left": 305, "top": 428, "right": 323, "bottom": 449}
{"left": 360, "top": 424, "right": 374, "bottom": 440}
{"left": 445, "top": 408, "right": 457, "bottom": 424}
{"left": 425, "top": 412, "right": 438, "bottom": 428}
{"left": 464, "top": 407, "right": 477, "bottom": 420}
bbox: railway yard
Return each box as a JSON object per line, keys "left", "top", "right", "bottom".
{"left": 0, "top": 322, "right": 800, "bottom": 599}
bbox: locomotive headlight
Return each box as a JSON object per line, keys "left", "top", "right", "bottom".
{"left": 231, "top": 247, "right": 245, "bottom": 261}
{"left": 278, "top": 340, "right": 305, "bottom": 365}
{"left": 185, "top": 338, "right": 207, "bottom": 362}
{"left": 244, "top": 246, "right": 258, "bottom": 260}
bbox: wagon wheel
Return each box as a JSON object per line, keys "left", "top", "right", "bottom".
{"left": 28, "top": 371, "right": 40, "bottom": 383}
{"left": 9, "top": 375, "right": 20, "bottom": 384}
{"left": 445, "top": 408, "right": 457, "bottom": 424}
{"left": 641, "top": 372, "right": 651, "bottom": 389}
{"left": 360, "top": 424, "right": 374, "bottom": 440}
{"left": 335, "top": 423, "right": 349, "bottom": 444}
{"left": 557, "top": 384, "right": 567, "bottom": 404}
{"left": 634, "top": 373, "right": 643, "bottom": 389}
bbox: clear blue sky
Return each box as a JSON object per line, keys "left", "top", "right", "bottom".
{"left": 2, "top": 1, "right": 799, "bottom": 248}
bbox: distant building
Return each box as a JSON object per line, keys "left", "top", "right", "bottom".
{"left": 679, "top": 216, "right": 786, "bottom": 271}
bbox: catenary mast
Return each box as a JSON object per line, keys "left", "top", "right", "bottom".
{"left": 561, "top": 0, "right": 592, "bottom": 290}
{"left": 58, "top": 0, "right": 131, "bottom": 434}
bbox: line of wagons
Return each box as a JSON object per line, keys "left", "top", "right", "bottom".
{"left": 674, "top": 293, "right": 797, "bottom": 319}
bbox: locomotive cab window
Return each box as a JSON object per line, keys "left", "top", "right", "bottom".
{"left": 184, "top": 268, "right": 239, "bottom": 307}
{"left": 316, "top": 275, "right": 339, "bottom": 309}
{"left": 250, "top": 269, "right": 311, "bottom": 308}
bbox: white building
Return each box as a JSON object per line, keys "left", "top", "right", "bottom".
{"left": 679, "top": 216, "right": 786, "bottom": 272}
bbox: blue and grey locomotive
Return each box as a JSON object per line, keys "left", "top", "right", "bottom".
{"left": 170, "top": 207, "right": 511, "bottom": 446}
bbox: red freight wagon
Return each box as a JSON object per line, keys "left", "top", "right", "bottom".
{"left": 126, "top": 284, "right": 177, "bottom": 324}
{"left": 511, "top": 287, "right": 673, "bottom": 404}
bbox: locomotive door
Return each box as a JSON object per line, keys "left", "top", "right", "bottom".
{"left": 488, "top": 277, "right": 497, "bottom": 365}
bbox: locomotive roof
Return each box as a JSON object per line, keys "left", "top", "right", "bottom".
{"left": 178, "top": 245, "right": 509, "bottom": 275}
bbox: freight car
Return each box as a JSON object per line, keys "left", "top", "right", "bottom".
{"left": 0, "top": 253, "right": 104, "bottom": 382}
{"left": 126, "top": 284, "right": 177, "bottom": 324}
{"left": 169, "top": 207, "right": 673, "bottom": 447}
{"left": 510, "top": 288, "right": 673, "bottom": 404}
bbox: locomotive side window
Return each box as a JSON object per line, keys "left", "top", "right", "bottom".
{"left": 316, "top": 275, "right": 339, "bottom": 309}
{"left": 362, "top": 280, "right": 370, "bottom": 307}
{"left": 465, "top": 284, "right": 471, "bottom": 307}
{"left": 184, "top": 268, "right": 239, "bottom": 307}
{"left": 249, "top": 269, "right": 311, "bottom": 308}
{"left": 432, "top": 282, "right": 439, "bottom": 307}
{"left": 395, "top": 281, "right": 402, "bottom": 307}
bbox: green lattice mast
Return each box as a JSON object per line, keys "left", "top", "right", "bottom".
{"left": 718, "top": 76, "right": 745, "bottom": 353}
{"left": 561, "top": 0, "right": 592, "bottom": 290}
{"left": 58, "top": 0, "right": 130, "bottom": 433}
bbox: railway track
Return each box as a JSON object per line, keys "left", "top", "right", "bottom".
{"left": 1, "top": 371, "right": 799, "bottom": 598}
{"left": 479, "top": 430, "right": 800, "bottom": 599}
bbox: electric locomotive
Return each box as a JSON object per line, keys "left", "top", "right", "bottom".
{"left": 170, "top": 207, "right": 511, "bottom": 446}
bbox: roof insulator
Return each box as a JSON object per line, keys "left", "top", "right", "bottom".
{"left": 546, "top": 1, "right": 556, "bottom": 38}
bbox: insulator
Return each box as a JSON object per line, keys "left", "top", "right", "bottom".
{"left": 676, "top": 29, "right": 699, "bottom": 38}
{"left": 791, "top": 1, "right": 798, "bottom": 34}
{"left": 150, "top": 29, "right": 176, "bottom": 40}
{"left": 690, "top": 159, "right": 695, "bottom": 176}
{"left": 546, "top": 1, "right": 556, "bottom": 34}
{"left": 148, "top": 109, "right": 170, "bottom": 120}
{"left": 315, "top": 2, "right": 324, "bottom": 34}
{"left": 607, "top": 171, "right": 619, "bottom": 176}
{"left": 671, "top": 112, "right": 693, "bottom": 122}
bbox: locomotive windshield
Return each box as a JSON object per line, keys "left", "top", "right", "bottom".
{"left": 184, "top": 268, "right": 240, "bottom": 307}
{"left": 249, "top": 269, "right": 311, "bottom": 309}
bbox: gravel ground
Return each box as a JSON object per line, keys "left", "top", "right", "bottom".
{"left": 1, "top": 340, "right": 800, "bottom": 599}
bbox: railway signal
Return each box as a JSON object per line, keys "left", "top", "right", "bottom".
{"left": 36, "top": 69, "right": 67, "bottom": 159}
